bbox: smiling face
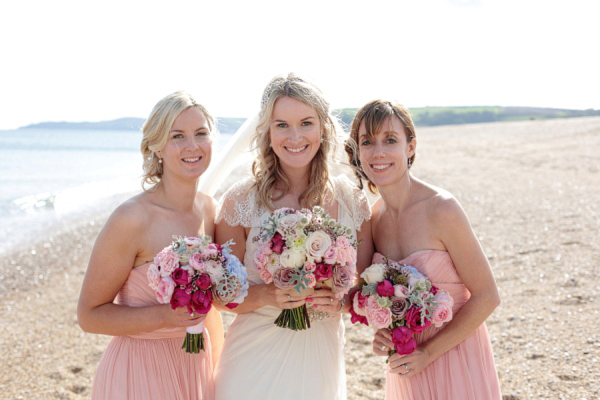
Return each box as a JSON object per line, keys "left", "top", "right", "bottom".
{"left": 269, "top": 96, "right": 322, "bottom": 174}
{"left": 157, "top": 106, "right": 212, "bottom": 181}
{"left": 358, "top": 115, "right": 415, "bottom": 189}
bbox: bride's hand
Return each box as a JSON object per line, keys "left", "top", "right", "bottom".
{"left": 310, "top": 287, "right": 340, "bottom": 314}
{"left": 373, "top": 329, "right": 395, "bottom": 356}
{"left": 161, "top": 305, "right": 207, "bottom": 328}
{"left": 261, "top": 285, "right": 307, "bottom": 309}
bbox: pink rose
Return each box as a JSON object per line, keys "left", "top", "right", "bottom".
{"left": 349, "top": 290, "right": 368, "bottom": 325}
{"left": 191, "top": 290, "right": 212, "bottom": 314}
{"left": 376, "top": 280, "right": 394, "bottom": 297}
{"left": 323, "top": 246, "right": 338, "bottom": 265}
{"left": 306, "top": 273, "right": 317, "bottom": 288}
{"left": 391, "top": 326, "right": 417, "bottom": 355}
{"left": 304, "top": 262, "right": 316, "bottom": 273}
{"left": 435, "top": 291, "right": 454, "bottom": 309}
{"left": 336, "top": 247, "right": 347, "bottom": 266}
{"left": 272, "top": 268, "right": 296, "bottom": 291}
{"left": 146, "top": 263, "right": 161, "bottom": 290}
{"left": 346, "top": 248, "right": 357, "bottom": 266}
{"left": 335, "top": 236, "right": 350, "bottom": 248}
{"left": 259, "top": 268, "right": 273, "bottom": 284}
{"left": 366, "top": 296, "right": 392, "bottom": 329}
{"left": 405, "top": 307, "right": 431, "bottom": 333}
{"left": 172, "top": 267, "right": 192, "bottom": 285}
{"left": 202, "top": 243, "right": 219, "bottom": 258}
{"left": 156, "top": 276, "right": 176, "bottom": 304}
{"left": 188, "top": 253, "right": 204, "bottom": 271}
{"left": 184, "top": 237, "right": 203, "bottom": 247}
{"left": 432, "top": 304, "right": 453, "bottom": 328}
{"left": 314, "top": 263, "right": 333, "bottom": 281}
{"left": 169, "top": 286, "right": 191, "bottom": 310}
{"left": 271, "top": 233, "right": 285, "bottom": 255}
{"left": 253, "top": 245, "right": 271, "bottom": 271}
{"left": 393, "top": 284, "right": 409, "bottom": 299}
{"left": 196, "top": 273, "right": 212, "bottom": 290}
{"left": 154, "top": 248, "right": 179, "bottom": 277}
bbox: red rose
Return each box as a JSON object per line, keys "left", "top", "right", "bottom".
{"left": 191, "top": 290, "right": 212, "bottom": 314}
{"left": 314, "top": 263, "right": 333, "bottom": 281}
{"left": 271, "top": 233, "right": 285, "bottom": 254}
{"left": 391, "top": 326, "right": 417, "bottom": 355}
{"left": 196, "top": 273, "right": 212, "bottom": 290}
{"left": 405, "top": 307, "right": 431, "bottom": 333}
{"left": 376, "top": 280, "right": 394, "bottom": 297}
{"left": 172, "top": 268, "right": 191, "bottom": 285}
{"left": 170, "top": 287, "right": 192, "bottom": 310}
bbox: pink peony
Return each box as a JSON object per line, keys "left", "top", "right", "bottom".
{"left": 156, "top": 277, "right": 176, "bottom": 303}
{"left": 434, "top": 291, "right": 454, "bottom": 309}
{"left": 253, "top": 244, "right": 271, "bottom": 271}
{"left": 154, "top": 248, "right": 179, "bottom": 277}
{"left": 323, "top": 246, "right": 338, "bottom": 265}
{"left": 259, "top": 268, "right": 273, "bottom": 284}
{"left": 432, "top": 304, "right": 453, "bottom": 328}
{"left": 336, "top": 247, "right": 348, "bottom": 266}
{"left": 184, "top": 237, "right": 203, "bottom": 247}
{"left": 271, "top": 233, "right": 285, "bottom": 255}
{"left": 172, "top": 267, "right": 192, "bottom": 285}
{"left": 335, "top": 236, "right": 350, "bottom": 248}
{"left": 376, "top": 280, "right": 395, "bottom": 297}
{"left": 391, "top": 326, "right": 417, "bottom": 355}
{"left": 188, "top": 253, "right": 204, "bottom": 271}
{"left": 196, "top": 273, "right": 212, "bottom": 290}
{"left": 405, "top": 307, "right": 431, "bottom": 333}
{"left": 202, "top": 243, "right": 219, "bottom": 258}
{"left": 147, "top": 263, "right": 161, "bottom": 290}
{"left": 314, "top": 263, "right": 333, "bottom": 281}
{"left": 169, "top": 286, "right": 191, "bottom": 310}
{"left": 191, "top": 290, "right": 212, "bottom": 314}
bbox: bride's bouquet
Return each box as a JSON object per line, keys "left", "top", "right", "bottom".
{"left": 254, "top": 206, "right": 357, "bottom": 330}
{"left": 147, "top": 235, "right": 248, "bottom": 353}
{"left": 350, "top": 258, "right": 453, "bottom": 356}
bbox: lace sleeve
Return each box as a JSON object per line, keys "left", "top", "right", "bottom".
{"left": 333, "top": 175, "right": 372, "bottom": 231}
{"left": 215, "top": 178, "right": 259, "bottom": 228}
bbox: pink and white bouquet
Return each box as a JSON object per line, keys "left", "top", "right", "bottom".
{"left": 254, "top": 206, "right": 357, "bottom": 330}
{"left": 350, "top": 258, "right": 453, "bottom": 356}
{"left": 148, "top": 235, "right": 248, "bottom": 353}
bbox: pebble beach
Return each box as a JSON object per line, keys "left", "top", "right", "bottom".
{"left": 1, "top": 116, "right": 599, "bottom": 399}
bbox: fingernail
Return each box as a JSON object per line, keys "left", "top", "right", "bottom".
{"left": 313, "top": 305, "right": 317, "bottom": 308}
{"left": 306, "top": 297, "right": 313, "bottom": 302}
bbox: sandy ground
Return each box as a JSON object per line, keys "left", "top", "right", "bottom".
{"left": 1, "top": 116, "right": 599, "bottom": 399}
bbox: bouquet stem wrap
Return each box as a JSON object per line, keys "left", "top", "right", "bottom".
{"left": 275, "top": 305, "right": 311, "bottom": 331}
{"left": 183, "top": 321, "right": 205, "bottom": 353}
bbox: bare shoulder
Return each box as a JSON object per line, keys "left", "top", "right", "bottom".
{"left": 416, "top": 180, "right": 467, "bottom": 228}
{"left": 103, "top": 192, "right": 153, "bottom": 236}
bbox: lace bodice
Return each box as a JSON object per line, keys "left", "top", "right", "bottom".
{"left": 216, "top": 175, "right": 371, "bottom": 286}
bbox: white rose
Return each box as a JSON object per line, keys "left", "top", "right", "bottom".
{"left": 266, "top": 253, "right": 281, "bottom": 274}
{"left": 305, "top": 231, "right": 332, "bottom": 263}
{"left": 279, "top": 248, "right": 306, "bottom": 269}
{"left": 360, "top": 263, "right": 386, "bottom": 284}
{"left": 276, "top": 214, "right": 301, "bottom": 235}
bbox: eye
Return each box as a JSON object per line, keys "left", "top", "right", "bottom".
{"left": 301, "top": 121, "right": 312, "bottom": 126}
{"left": 196, "top": 130, "right": 209, "bottom": 136}
{"left": 386, "top": 137, "right": 397, "bottom": 144}
{"left": 360, "top": 139, "right": 370, "bottom": 146}
{"left": 171, "top": 133, "right": 183, "bottom": 139}
{"left": 277, "top": 123, "right": 288, "bottom": 128}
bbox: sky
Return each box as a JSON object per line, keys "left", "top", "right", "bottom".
{"left": 1, "top": 0, "right": 598, "bottom": 130}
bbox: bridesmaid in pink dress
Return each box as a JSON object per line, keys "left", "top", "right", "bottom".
{"left": 346, "top": 100, "right": 502, "bottom": 399}
{"left": 77, "top": 91, "right": 221, "bottom": 400}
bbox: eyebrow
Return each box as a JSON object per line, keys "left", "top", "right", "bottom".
{"left": 169, "top": 127, "right": 209, "bottom": 133}
{"left": 272, "top": 116, "right": 317, "bottom": 123}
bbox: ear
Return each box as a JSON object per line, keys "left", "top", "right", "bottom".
{"left": 407, "top": 138, "right": 417, "bottom": 158}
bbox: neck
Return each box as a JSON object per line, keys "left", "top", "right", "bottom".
{"left": 377, "top": 172, "right": 413, "bottom": 216}
{"left": 156, "top": 174, "right": 199, "bottom": 212}
{"left": 279, "top": 164, "right": 311, "bottom": 201}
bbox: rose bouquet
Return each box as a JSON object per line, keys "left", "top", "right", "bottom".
{"left": 147, "top": 235, "right": 248, "bottom": 353}
{"left": 254, "top": 206, "right": 357, "bottom": 330}
{"left": 350, "top": 257, "right": 453, "bottom": 357}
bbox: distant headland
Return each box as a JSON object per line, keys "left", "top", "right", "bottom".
{"left": 17, "top": 106, "right": 600, "bottom": 132}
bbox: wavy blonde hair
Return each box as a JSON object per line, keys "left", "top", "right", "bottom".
{"left": 140, "top": 91, "right": 215, "bottom": 191}
{"left": 251, "top": 73, "right": 338, "bottom": 210}
{"left": 345, "top": 100, "right": 416, "bottom": 194}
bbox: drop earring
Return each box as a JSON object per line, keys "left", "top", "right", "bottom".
{"left": 407, "top": 158, "right": 412, "bottom": 168}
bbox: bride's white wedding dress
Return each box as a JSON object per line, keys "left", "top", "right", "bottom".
{"left": 213, "top": 175, "right": 370, "bottom": 400}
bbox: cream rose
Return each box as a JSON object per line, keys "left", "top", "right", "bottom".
{"left": 305, "top": 231, "right": 332, "bottom": 263}
{"left": 360, "top": 263, "right": 386, "bottom": 284}
{"left": 279, "top": 248, "right": 306, "bottom": 269}
{"left": 276, "top": 214, "right": 301, "bottom": 235}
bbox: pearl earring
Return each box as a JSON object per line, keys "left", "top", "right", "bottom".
{"left": 158, "top": 158, "right": 163, "bottom": 164}
{"left": 407, "top": 158, "right": 412, "bottom": 168}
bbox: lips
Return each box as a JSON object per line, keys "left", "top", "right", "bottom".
{"left": 371, "top": 163, "right": 392, "bottom": 171}
{"left": 182, "top": 156, "right": 201, "bottom": 163}
{"left": 285, "top": 145, "right": 308, "bottom": 154}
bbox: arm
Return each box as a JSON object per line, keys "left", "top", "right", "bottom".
{"left": 204, "top": 308, "right": 224, "bottom": 368}
{"left": 388, "top": 196, "right": 501, "bottom": 376}
{"left": 77, "top": 202, "right": 204, "bottom": 336}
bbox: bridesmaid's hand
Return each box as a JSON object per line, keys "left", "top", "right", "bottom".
{"left": 261, "top": 285, "right": 308, "bottom": 310}
{"left": 373, "top": 329, "right": 395, "bottom": 356}
{"left": 388, "top": 347, "right": 433, "bottom": 377}
{"left": 310, "top": 287, "right": 340, "bottom": 314}
{"left": 162, "top": 305, "right": 207, "bottom": 328}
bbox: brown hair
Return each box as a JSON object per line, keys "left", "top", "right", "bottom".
{"left": 252, "top": 73, "right": 338, "bottom": 210}
{"left": 345, "top": 100, "right": 416, "bottom": 194}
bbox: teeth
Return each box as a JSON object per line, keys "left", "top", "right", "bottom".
{"left": 372, "top": 164, "right": 391, "bottom": 170}
{"left": 183, "top": 157, "right": 200, "bottom": 162}
{"left": 287, "top": 145, "right": 308, "bottom": 153}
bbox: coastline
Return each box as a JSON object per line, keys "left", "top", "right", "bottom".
{"left": 1, "top": 116, "right": 599, "bottom": 399}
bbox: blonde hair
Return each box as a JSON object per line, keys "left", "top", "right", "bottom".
{"left": 345, "top": 100, "right": 416, "bottom": 194}
{"left": 140, "top": 91, "right": 215, "bottom": 191}
{"left": 251, "top": 73, "right": 338, "bottom": 211}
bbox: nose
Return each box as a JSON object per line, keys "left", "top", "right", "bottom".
{"left": 288, "top": 127, "right": 301, "bottom": 143}
{"left": 186, "top": 135, "right": 202, "bottom": 150}
{"left": 373, "top": 142, "right": 386, "bottom": 158}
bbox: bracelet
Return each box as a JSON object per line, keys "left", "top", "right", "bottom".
{"left": 337, "top": 296, "right": 346, "bottom": 313}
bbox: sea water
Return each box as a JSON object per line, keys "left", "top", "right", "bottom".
{"left": 0, "top": 129, "right": 231, "bottom": 253}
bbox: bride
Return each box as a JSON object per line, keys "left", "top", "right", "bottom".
{"left": 210, "top": 73, "right": 373, "bottom": 399}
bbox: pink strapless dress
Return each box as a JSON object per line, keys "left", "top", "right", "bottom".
{"left": 373, "top": 250, "right": 501, "bottom": 400}
{"left": 91, "top": 264, "right": 215, "bottom": 400}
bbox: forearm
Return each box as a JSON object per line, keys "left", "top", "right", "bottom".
{"left": 215, "top": 284, "right": 268, "bottom": 314}
{"left": 205, "top": 309, "right": 224, "bottom": 367}
{"left": 78, "top": 303, "right": 167, "bottom": 336}
{"left": 422, "top": 292, "right": 500, "bottom": 361}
